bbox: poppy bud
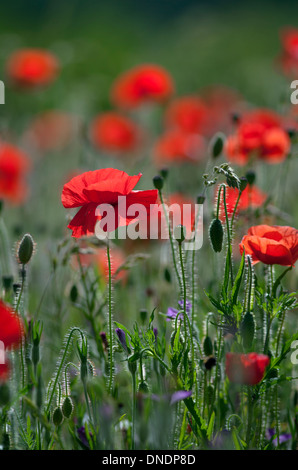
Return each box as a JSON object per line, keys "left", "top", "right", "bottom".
{"left": 164, "top": 267, "right": 171, "bottom": 283}
{"left": 210, "top": 132, "right": 225, "bottom": 159}
{"left": 209, "top": 218, "right": 224, "bottom": 253}
{"left": 159, "top": 168, "right": 169, "bottom": 180}
{"left": 153, "top": 175, "right": 164, "bottom": 190}
{"left": 0, "top": 383, "right": 10, "bottom": 406}
{"left": 245, "top": 170, "right": 256, "bottom": 186}
{"left": 53, "top": 407, "right": 63, "bottom": 426}
{"left": 203, "top": 336, "right": 213, "bottom": 357}
{"left": 62, "top": 396, "right": 74, "bottom": 419}
{"left": 70, "top": 285, "right": 78, "bottom": 303}
{"left": 241, "top": 312, "right": 255, "bottom": 349}
{"left": 17, "top": 233, "right": 35, "bottom": 265}
{"left": 174, "top": 224, "right": 186, "bottom": 243}
{"left": 239, "top": 177, "right": 248, "bottom": 193}
{"left": 115, "top": 328, "right": 129, "bottom": 353}
{"left": 2, "top": 276, "right": 13, "bottom": 291}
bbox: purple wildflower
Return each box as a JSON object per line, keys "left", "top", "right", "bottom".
{"left": 115, "top": 328, "right": 128, "bottom": 353}
{"left": 166, "top": 299, "right": 192, "bottom": 321}
{"left": 266, "top": 428, "right": 291, "bottom": 447}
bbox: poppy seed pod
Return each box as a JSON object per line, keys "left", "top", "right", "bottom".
{"left": 209, "top": 218, "right": 224, "bottom": 253}
{"left": 241, "top": 312, "right": 255, "bottom": 349}
{"left": 210, "top": 132, "right": 225, "bottom": 158}
{"left": 17, "top": 233, "right": 35, "bottom": 265}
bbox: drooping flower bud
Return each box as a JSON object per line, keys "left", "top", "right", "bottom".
{"left": 209, "top": 218, "right": 224, "bottom": 253}
{"left": 62, "top": 396, "right": 74, "bottom": 419}
{"left": 203, "top": 336, "right": 213, "bottom": 357}
{"left": 53, "top": 406, "right": 63, "bottom": 426}
{"left": 16, "top": 233, "right": 35, "bottom": 265}
{"left": 239, "top": 177, "right": 248, "bottom": 193}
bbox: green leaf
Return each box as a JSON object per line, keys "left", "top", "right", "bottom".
{"left": 207, "top": 411, "right": 215, "bottom": 440}
{"left": 231, "top": 250, "right": 245, "bottom": 305}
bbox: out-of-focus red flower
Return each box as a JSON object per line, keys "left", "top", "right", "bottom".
{"left": 226, "top": 352, "right": 270, "bottom": 385}
{"left": 225, "top": 109, "right": 290, "bottom": 165}
{"left": 216, "top": 184, "right": 267, "bottom": 221}
{"left": 96, "top": 246, "right": 127, "bottom": 283}
{"left": 90, "top": 112, "right": 141, "bottom": 153}
{"left": 239, "top": 225, "right": 298, "bottom": 266}
{"left": 61, "top": 168, "right": 158, "bottom": 238}
{"left": 111, "top": 64, "right": 174, "bottom": 109}
{"left": 24, "top": 111, "right": 79, "bottom": 152}
{"left": 278, "top": 28, "right": 298, "bottom": 76}
{"left": 0, "top": 142, "right": 30, "bottom": 204}
{"left": 153, "top": 129, "right": 206, "bottom": 166}
{"left": 0, "top": 300, "right": 24, "bottom": 349}
{"left": 0, "top": 362, "right": 10, "bottom": 382}
{"left": 6, "top": 49, "right": 59, "bottom": 88}
{"left": 164, "top": 96, "right": 209, "bottom": 134}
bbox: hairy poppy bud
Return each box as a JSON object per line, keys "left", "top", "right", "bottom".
{"left": 53, "top": 407, "right": 63, "bottom": 426}
{"left": 153, "top": 175, "right": 164, "bottom": 190}
{"left": 174, "top": 224, "right": 186, "bottom": 243}
{"left": 210, "top": 132, "right": 225, "bottom": 159}
{"left": 203, "top": 336, "right": 213, "bottom": 357}
{"left": 70, "top": 285, "right": 78, "bottom": 303}
{"left": 241, "top": 312, "right": 255, "bottom": 349}
{"left": 62, "top": 396, "right": 74, "bottom": 419}
{"left": 209, "top": 218, "right": 224, "bottom": 253}
{"left": 17, "top": 233, "right": 35, "bottom": 265}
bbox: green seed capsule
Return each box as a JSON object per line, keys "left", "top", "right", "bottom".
{"left": 53, "top": 407, "right": 63, "bottom": 426}
{"left": 17, "top": 234, "right": 35, "bottom": 265}
{"left": 153, "top": 175, "right": 164, "bottom": 190}
{"left": 62, "top": 396, "right": 74, "bottom": 419}
{"left": 209, "top": 218, "right": 224, "bottom": 253}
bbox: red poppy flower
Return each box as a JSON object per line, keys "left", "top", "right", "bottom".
{"left": 61, "top": 168, "right": 158, "bottom": 238}
{"left": 6, "top": 49, "right": 59, "bottom": 88}
{"left": 0, "top": 142, "right": 30, "bottom": 204}
{"left": 90, "top": 112, "right": 141, "bottom": 153}
{"left": 225, "top": 109, "right": 290, "bottom": 165}
{"left": 239, "top": 225, "right": 298, "bottom": 266}
{"left": 216, "top": 184, "right": 267, "bottom": 221}
{"left": 153, "top": 129, "right": 206, "bottom": 166}
{"left": 0, "top": 300, "right": 24, "bottom": 349}
{"left": 164, "top": 96, "right": 209, "bottom": 134}
{"left": 226, "top": 352, "right": 270, "bottom": 385}
{"left": 111, "top": 64, "right": 174, "bottom": 109}
{"left": 24, "top": 111, "right": 79, "bottom": 152}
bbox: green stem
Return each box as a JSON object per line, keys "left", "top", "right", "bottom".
{"left": 131, "top": 370, "right": 137, "bottom": 450}
{"left": 107, "top": 240, "right": 114, "bottom": 394}
{"left": 159, "top": 190, "right": 182, "bottom": 294}
{"left": 246, "top": 386, "right": 253, "bottom": 448}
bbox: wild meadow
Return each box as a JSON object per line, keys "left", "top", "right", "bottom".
{"left": 0, "top": 1, "right": 298, "bottom": 451}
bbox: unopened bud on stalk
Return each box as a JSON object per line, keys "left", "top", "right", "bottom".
{"left": 62, "top": 396, "right": 74, "bottom": 418}
{"left": 209, "top": 218, "right": 224, "bottom": 253}
{"left": 140, "top": 309, "right": 147, "bottom": 324}
{"left": 2, "top": 276, "right": 13, "bottom": 291}
{"left": 115, "top": 328, "right": 129, "bottom": 353}
{"left": 153, "top": 175, "right": 164, "bottom": 191}
{"left": 240, "top": 311, "right": 255, "bottom": 349}
{"left": 16, "top": 233, "right": 35, "bottom": 265}
{"left": 52, "top": 407, "right": 63, "bottom": 426}
{"left": 138, "top": 381, "right": 149, "bottom": 393}
{"left": 210, "top": 132, "right": 225, "bottom": 159}
{"left": 174, "top": 225, "right": 186, "bottom": 243}
{"left": 203, "top": 336, "right": 213, "bottom": 357}
{"left": 239, "top": 177, "right": 248, "bottom": 193}
{"left": 245, "top": 170, "right": 256, "bottom": 186}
